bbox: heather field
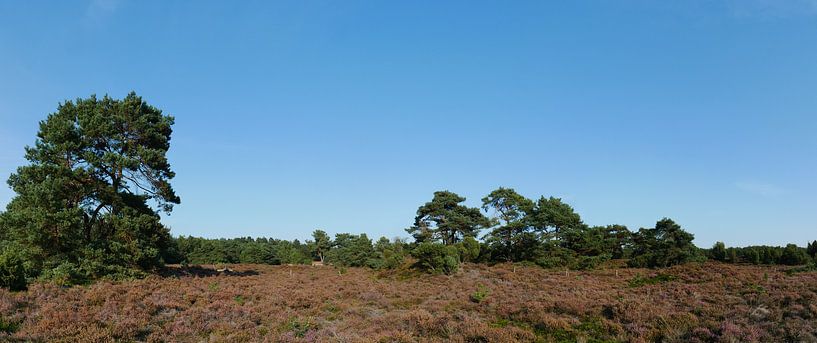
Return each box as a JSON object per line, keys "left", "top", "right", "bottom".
{"left": 0, "top": 262, "right": 815, "bottom": 343}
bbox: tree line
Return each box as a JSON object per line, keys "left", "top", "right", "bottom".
{"left": 0, "top": 93, "right": 814, "bottom": 290}
{"left": 167, "top": 188, "right": 817, "bottom": 276}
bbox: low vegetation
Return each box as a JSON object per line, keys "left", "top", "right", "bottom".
{"left": 0, "top": 262, "right": 815, "bottom": 342}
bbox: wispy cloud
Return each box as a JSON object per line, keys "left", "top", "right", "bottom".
{"left": 735, "top": 181, "right": 787, "bottom": 197}
{"left": 728, "top": 0, "right": 817, "bottom": 19}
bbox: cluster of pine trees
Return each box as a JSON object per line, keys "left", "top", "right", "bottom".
{"left": 403, "top": 189, "right": 707, "bottom": 272}
{"left": 169, "top": 189, "right": 817, "bottom": 276}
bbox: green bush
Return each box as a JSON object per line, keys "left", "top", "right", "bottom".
{"left": 411, "top": 242, "right": 460, "bottom": 275}
{"left": 470, "top": 284, "right": 490, "bottom": 303}
{"left": 0, "top": 316, "right": 19, "bottom": 334}
{"left": 456, "top": 236, "right": 481, "bottom": 263}
{"left": 326, "top": 233, "right": 376, "bottom": 267}
{"left": 0, "top": 242, "right": 39, "bottom": 291}
{"left": 38, "top": 262, "right": 85, "bottom": 287}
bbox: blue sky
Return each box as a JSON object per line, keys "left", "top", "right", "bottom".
{"left": 1, "top": 1, "right": 815, "bottom": 247}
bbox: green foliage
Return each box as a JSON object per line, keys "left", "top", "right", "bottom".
{"left": 411, "top": 242, "right": 460, "bottom": 275}
{"left": 239, "top": 242, "right": 274, "bottom": 264}
{"left": 37, "top": 259, "right": 147, "bottom": 287}
{"left": 784, "top": 262, "right": 817, "bottom": 276}
{"left": 310, "top": 230, "right": 332, "bottom": 263}
{"left": 628, "top": 218, "right": 703, "bottom": 268}
{"left": 455, "top": 236, "right": 481, "bottom": 263}
{"left": 287, "top": 317, "right": 315, "bottom": 338}
{"left": 481, "top": 187, "right": 535, "bottom": 262}
{"left": 531, "top": 242, "right": 611, "bottom": 271}
{"left": 175, "top": 236, "right": 228, "bottom": 264}
{"left": 527, "top": 196, "right": 583, "bottom": 236}
{"left": 470, "top": 284, "right": 490, "bottom": 303}
{"left": 273, "top": 239, "right": 312, "bottom": 265}
{"left": 561, "top": 225, "right": 631, "bottom": 260}
{"left": 326, "top": 233, "right": 376, "bottom": 267}
{"left": 373, "top": 237, "right": 407, "bottom": 270}
{"left": 780, "top": 244, "right": 810, "bottom": 266}
{"left": 0, "top": 93, "right": 178, "bottom": 289}
{"left": 0, "top": 242, "right": 40, "bottom": 291}
{"left": 0, "top": 316, "right": 20, "bottom": 334}
{"left": 710, "top": 242, "right": 727, "bottom": 262}
{"left": 174, "top": 236, "right": 316, "bottom": 265}
{"left": 807, "top": 240, "right": 817, "bottom": 258}
{"left": 37, "top": 262, "right": 86, "bottom": 287}
{"left": 723, "top": 245, "right": 811, "bottom": 265}
{"left": 406, "top": 191, "right": 489, "bottom": 245}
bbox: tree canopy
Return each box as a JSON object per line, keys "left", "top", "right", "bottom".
{"left": 628, "top": 218, "right": 703, "bottom": 268}
{"left": 407, "top": 191, "right": 489, "bottom": 245}
{"left": 481, "top": 187, "right": 534, "bottom": 262}
{"left": 0, "top": 93, "right": 179, "bottom": 288}
{"left": 528, "top": 196, "right": 583, "bottom": 236}
{"left": 311, "top": 230, "right": 332, "bottom": 263}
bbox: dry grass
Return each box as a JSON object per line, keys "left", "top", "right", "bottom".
{"left": 0, "top": 262, "right": 815, "bottom": 342}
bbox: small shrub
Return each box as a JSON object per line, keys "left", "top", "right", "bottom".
{"left": 411, "top": 242, "right": 460, "bottom": 275}
{"left": 37, "top": 262, "right": 86, "bottom": 287}
{"left": 456, "top": 236, "right": 481, "bottom": 263}
{"left": 287, "top": 317, "right": 314, "bottom": 338}
{"left": 0, "top": 243, "right": 34, "bottom": 291}
{"left": 0, "top": 316, "right": 19, "bottom": 334}
{"left": 470, "top": 284, "right": 490, "bottom": 303}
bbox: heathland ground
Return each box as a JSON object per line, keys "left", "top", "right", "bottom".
{"left": 1, "top": 262, "right": 815, "bottom": 342}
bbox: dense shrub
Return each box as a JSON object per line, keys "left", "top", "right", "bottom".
{"left": 0, "top": 242, "right": 39, "bottom": 291}
{"left": 532, "top": 243, "right": 611, "bottom": 270}
{"left": 373, "top": 237, "right": 407, "bottom": 270}
{"left": 455, "top": 236, "right": 481, "bottom": 263}
{"left": 561, "top": 225, "right": 630, "bottom": 259}
{"left": 411, "top": 242, "right": 460, "bottom": 275}
{"left": 326, "top": 233, "right": 376, "bottom": 267}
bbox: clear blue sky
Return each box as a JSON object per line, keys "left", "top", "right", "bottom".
{"left": 1, "top": 1, "right": 815, "bottom": 247}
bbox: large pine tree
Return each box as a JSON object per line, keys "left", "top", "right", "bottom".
{"left": 0, "top": 92, "right": 180, "bottom": 287}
